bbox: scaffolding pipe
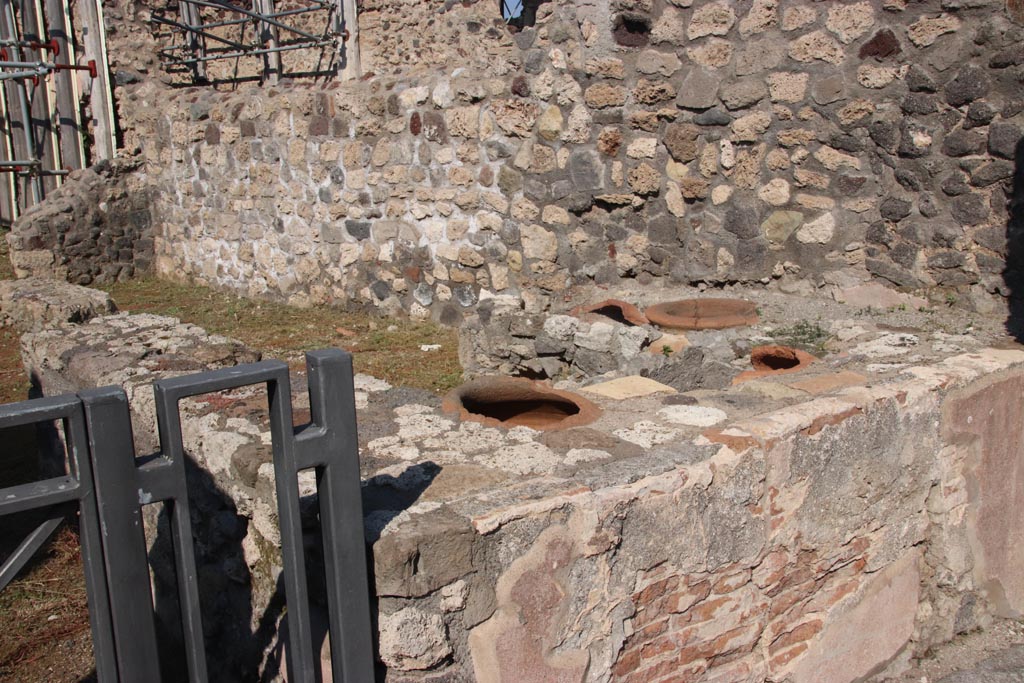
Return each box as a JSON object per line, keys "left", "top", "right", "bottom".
{"left": 161, "top": 38, "right": 332, "bottom": 66}
{"left": 183, "top": 0, "right": 322, "bottom": 42}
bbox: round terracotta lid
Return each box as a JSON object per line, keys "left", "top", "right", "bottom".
{"left": 645, "top": 298, "right": 759, "bottom": 331}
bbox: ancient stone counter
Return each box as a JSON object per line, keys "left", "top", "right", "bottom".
{"left": 19, "top": 290, "right": 1024, "bottom": 682}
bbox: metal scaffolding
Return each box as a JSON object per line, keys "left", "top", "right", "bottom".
{"left": 0, "top": 0, "right": 114, "bottom": 225}
{"left": 152, "top": 0, "right": 359, "bottom": 83}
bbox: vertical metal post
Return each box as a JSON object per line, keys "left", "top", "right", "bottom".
{"left": 79, "top": 387, "right": 164, "bottom": 681}
{"left": 253, "top": 0, "right": 280, "bottom": 82}
{"left": 0, "top": 0, "right": 40, "bottom": 208}
{"left": 295, "top": 350, "right": 374, "bottom": 683}
{"left": 46, "top": 0, "right": 84, "bottom": 171}
{"left": 74, "top": 0, "right": 115, "bottom": 160}
{"left": 20, "top": 0, "right": 59, "bottom": 192}
{"left": 338, "top": 0, "right": 358, "bottom": 80}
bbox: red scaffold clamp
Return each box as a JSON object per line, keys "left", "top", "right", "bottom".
{"left": 52, "top": 59, "right": 97, "bottom": 78}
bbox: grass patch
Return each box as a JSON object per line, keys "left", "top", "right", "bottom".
{"left": 100, "top": 277, "right": 463, "bottom": 393}
{"left": 769, "top": 319, "right": 832, "bottom": 356}
{"left": 0, "top": 525, "right": 94, "bottom": 682}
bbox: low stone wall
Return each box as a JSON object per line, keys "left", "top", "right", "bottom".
{"left": 6, "top": 159, "right": 155, "bottom": 285}
{"left": 20, "top": 298, "right": 1024, "bottom": 682}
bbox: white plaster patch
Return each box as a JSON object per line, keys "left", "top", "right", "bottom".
{"left": 477, "top": 442, "right": 561, "bottom": 474}
{"left": 658, "top": 405, "right": 729, "bottom": 427}
{"left": 851, "top": 333, "right": 920, "bottom": 357}
{"left": 396, "top": 413, "right": 455, "bottom": 441}
{"left": 614, "top": 421, "right": 682, "bottom": 449}
{"left": 354, "top": 373, "right": 392, "bottom": 392}
{"left": 565, "top": 448, "right": 612, "bottom": 465}
{"left": 394, "top": 403, "right": 436, "bottom": 417}
{"left": 422, "top": 421, "right": 507, "bottom": 455}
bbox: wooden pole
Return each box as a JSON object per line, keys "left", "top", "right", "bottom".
{"left": 253, "top": 0, "right": 280, "bottom": 82}
{"left": 177, "top": 0, "right": 207, "bottom": 83}
{"left": 75, "top": 0, "right": 114, "bottom": 160}
{"left": 339, "top": 0, "right": 359, "bottom": 80}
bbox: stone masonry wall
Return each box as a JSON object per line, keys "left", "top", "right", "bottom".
{"left": 95, "top": 0, "right": 1024, "bottom": 321}
{"left": 6, "top": 159, "right": 155, "bottom": 285}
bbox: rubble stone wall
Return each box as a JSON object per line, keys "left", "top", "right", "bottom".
{"left": 95, "top": 0, "right": 1024, "bottom": 321}
{"left": 5, "top": 159, "right": 155, "bottom": 285}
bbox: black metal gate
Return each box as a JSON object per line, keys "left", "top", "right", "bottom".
{"left": 0, "top": 348, "right": 374, "bottom": 682}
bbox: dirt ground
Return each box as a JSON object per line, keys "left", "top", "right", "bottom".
{"left": 890, "top": 618, "right": 1024, "bottom": 682}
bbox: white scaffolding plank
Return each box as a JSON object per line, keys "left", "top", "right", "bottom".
{"left": 47, "top": 0, "right": 84, "bottom": 171}
{"left": 0, "top": 78, "right": 19, "bottom": 226}
{"left": 22, "top": 0, "right": 59, "bottom": 193}
{"left": 75, "top": 0, "right": 114, "bottom": 160}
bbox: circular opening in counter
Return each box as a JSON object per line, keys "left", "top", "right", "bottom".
{"left": 645, "top": 298, "right": 759, "bottom": 331}
{"left": 732, "top": 344, "right": 817, "bottom": 384}
{"left": 572, "top": 298, "right": 649, "bottom": 327}
{"left": 442, "top": 377, "right": 601, "bottom": 431}
{"left": 751, "top": 345, "right": 805, "bottom": 371}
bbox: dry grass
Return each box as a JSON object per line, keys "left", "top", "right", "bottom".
{"left": 0, "top": 526, "right": 94, "bottom": 682}
{"left": 100, "top": 277, "right": 463, "bottom": 393}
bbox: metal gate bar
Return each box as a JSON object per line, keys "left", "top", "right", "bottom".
{"left": 150, "top": 349, "right": 373, "bottom": 683}
{"left": 2, "top": 349, "right": 373, "bottom": 682}
{"left": 0, "top": 393, "right": 118, "bottom": 680}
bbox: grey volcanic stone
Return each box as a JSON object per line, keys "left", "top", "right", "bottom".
{"left": 719, "top": 80, "right": 767, "bottom": 111}
{"left": 880, "top": 198, "right": 913, "bottom": 221}
{"left": 569, "top": 150, "right": 603, "bottom": 190}
{"left": 723, "top": 200, "right": 760, "bottom": 240}
{"left": 902, "top": 93, "right": 938, "bottom": 115}
{"left": 966, "top": 101, "right": 996, "bottom": 127}
{"left": 906, "top": 65, "right": 937, "bottom": 92}
{"left": 346, "top": 219, "right": 371, "bottom": 240}
{"left": 695, "top": 108, "right": 732, "bottom": 126}
{"left": 870, "top": 120, "right": 900, "bottom": 153}
{"left": 951, "top": 194, "right": 990, "bottom": 226}
{"left": 812, "top": 74, "right": 846, "bottom": 105}
{"left": 643, "top": 347, "right": 735, "bottom": 391}
{"left": 942, "top": 129, "right": 986, "bottom": 157}
{"left": 944, "top": 66, "right": 989, "bottom": 107}
{"left": 989, "top": 122, "right": 1022, "bottom": 160}
{"left": 867, "top": 257, "right": 923, "bottom": 288}
{"left": 970, "top": 161, "right": 1015, "bottom": 187}
{"left": 935, "top": 645, "right": 1024, "bottom": 683}
{"left": 676, "top": 69, "right": 721, "bottom": 110}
